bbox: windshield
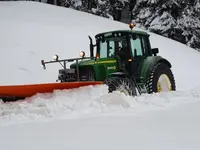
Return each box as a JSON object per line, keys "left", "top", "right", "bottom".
{"left": 96, "top": 35, "right": 128, "bottom": 58}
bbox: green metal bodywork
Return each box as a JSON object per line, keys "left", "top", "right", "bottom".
{"left": 70, "top": 57, "right": 118, "bottom": 81}
{"left": 69, "top": 55, "right": 171, "bottom": 84}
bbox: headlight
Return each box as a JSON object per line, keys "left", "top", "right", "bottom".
{"left": 79, "top": 51, "right": 85, "bottom": 58}
{"left": 53, "top": 54, "right": 59, "bottom": 61}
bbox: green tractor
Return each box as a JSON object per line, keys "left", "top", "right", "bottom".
{"left": 41, "top": 23, "right": 176, "bottom": 96}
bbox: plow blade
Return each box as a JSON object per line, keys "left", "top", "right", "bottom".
{"left": 0, "top": 81, "right": 104, "bottom": 102}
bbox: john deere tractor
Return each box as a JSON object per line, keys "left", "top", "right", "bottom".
{"left": 41, "top": 23, "right": 176, "bottom": 96}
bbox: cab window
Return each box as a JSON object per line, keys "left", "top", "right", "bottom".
{"left": 99, "top": 40, "right": 107, "bottom": 58}
{"left": 108, "top": 41, "right": 115, "bottom": 57}
{"left": 130, "top": 35, "right": 143, "bottom": 57}
{"left": 140, "top": 35, "right": 151, "bottom": 55}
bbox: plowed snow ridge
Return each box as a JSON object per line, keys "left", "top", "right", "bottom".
{"left": 1, "top": 85, "right": 200, "bottom": 125}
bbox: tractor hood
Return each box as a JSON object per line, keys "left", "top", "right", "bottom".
{"left": 70, "top": 57, "right": 118, "bottom": 68}
{"left": 70, "top": 59, "right": 95, "bottom": 68}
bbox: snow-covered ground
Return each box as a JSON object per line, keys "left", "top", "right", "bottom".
{"left": 1, "top": 1, "right": 200, "bottom": 150}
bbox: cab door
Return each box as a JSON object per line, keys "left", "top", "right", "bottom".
{"left": 128, "top": 34, "right": 147, "bottom": 79}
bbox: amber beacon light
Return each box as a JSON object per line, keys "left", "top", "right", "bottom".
{"left": 129, "top": 22, "right": 135, "bottom": 30}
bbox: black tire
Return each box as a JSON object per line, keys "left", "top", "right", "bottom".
{"left": 104, "top": 76, "right": 137, "bottom": 96}
{"left": 145, "top": 62, "right": 176, "bottom": 93}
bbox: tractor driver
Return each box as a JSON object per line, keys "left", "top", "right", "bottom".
{"left": 119, "top": 39, "right": 129, "bottom": 60}
{"left": 115, "top": 39, "right": 129, "bottom": 72}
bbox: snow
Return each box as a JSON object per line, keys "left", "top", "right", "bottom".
{"left": 138, "top": 7, "right": 151, "bottom": 19}
{"left": 149, "top": 12, "right": 176, "bottom": 32}
{"left": 1, "top": 1, "right": 200, "bottom": 150}
{"left": 1, "top": 104, "right": 200, "bottom": 150}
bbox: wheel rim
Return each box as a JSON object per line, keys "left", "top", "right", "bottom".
{"left": 105, "top": 77, "right": 136, "bottom": 96}
{"left": 118, "top": 85, "right": 129, "bottom": 95}
{"left": 117, "top": 79, "right": 131, "bottom": 96}
{"left": 157, "top": 74, "right": 172, "bottom": 92}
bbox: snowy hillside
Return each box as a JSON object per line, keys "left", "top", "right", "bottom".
{"left": 1, "top": 1, "right": 200, "bottom": 90}
{"left": 1, "top": 1, "right": 200, "bottom": 150}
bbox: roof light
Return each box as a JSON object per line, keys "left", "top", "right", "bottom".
{"left": 129, "top": 22, "right": 135, "bottom": 30}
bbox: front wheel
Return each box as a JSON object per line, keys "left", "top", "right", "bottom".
{"left": 104, "top": 77, "right": 137, "bottom": 96}
{"left": 145, "top": 62, "right": 176, "bottom": 93}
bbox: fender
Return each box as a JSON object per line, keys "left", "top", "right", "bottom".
{"left": 140, "top": 56, "right": 172, "bottom": 81}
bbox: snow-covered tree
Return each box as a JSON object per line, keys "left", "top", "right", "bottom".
{"left": 56, "top": 0, "right": 127, "bottom": 20}
{"left": 129, "top": 0, "right": 200, "bottom": 51}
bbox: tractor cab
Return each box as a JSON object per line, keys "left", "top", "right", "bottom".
{"left": 92, "top": 23, "right": 159, "bottom": 78}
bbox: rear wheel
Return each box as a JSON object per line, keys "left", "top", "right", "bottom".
{"left": 145, "top": 62, "right": 176, "bottom": 93}
{"left": 104, "top": 76, "right": 137, "bottom": 96}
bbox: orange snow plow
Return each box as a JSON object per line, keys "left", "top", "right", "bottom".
{"left": 0, "top": 81, "right": 104, "bottom": 102}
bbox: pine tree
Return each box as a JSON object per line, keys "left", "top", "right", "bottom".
{"left": 130, "top": 0, "right": 200, "bottom": 51}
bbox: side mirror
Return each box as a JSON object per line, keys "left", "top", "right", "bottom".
{"left": 151, "top": 48, "right": 159, "bottom": 56}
